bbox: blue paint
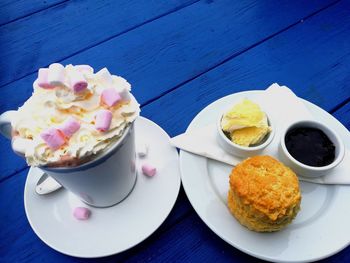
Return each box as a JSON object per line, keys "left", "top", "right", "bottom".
{"left": 0, "top": 0, "right": 66, "bottom": 26}
{"left": 0, "top": 0, "right": 350, "bottom": 262}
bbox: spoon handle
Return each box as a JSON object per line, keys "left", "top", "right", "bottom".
{"left": 36, "top": 173, "right": 62, "bottom": 195}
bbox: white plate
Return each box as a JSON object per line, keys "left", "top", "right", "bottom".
{"left": 24, "top": 117, "right": 181, "bottom": 258}
{"left": 180, "top": 91, "right": 350, "bottom": 262}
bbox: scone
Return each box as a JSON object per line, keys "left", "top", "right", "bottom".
{"left": 228, "top": 155, "right": 301, "bottom": 232}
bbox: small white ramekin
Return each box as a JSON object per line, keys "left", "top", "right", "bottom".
{"left": 216, "top": 111, "right": 275, "bottom": 158}
{"left": 279, "top": 120, "right": 345, "bottom": 178}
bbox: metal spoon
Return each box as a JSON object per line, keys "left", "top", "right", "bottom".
{"left": 36, "top": 173, "right": 62, "bottom": 195}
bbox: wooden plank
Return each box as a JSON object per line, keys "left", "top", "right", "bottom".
{"left": 0, "top": 0, "right": 198, "bottom": 87}
{"left": 0, "top": 0, "right": 336, "bottom": 88}
{"left": 121, "top": 212, "right": 255, "bottom": 263}
{"left": 0, "top": 0, "right": 66, "bottom": 26}
{"left": 140, "top": 0, "right": 350, "bottom": 138}
{"left": 126, "top": 6, "right": 350, "bottom": 260}
{"left": 2, "top": 168, "right": 349, "bottom": 263}
{"left": 1, "top": 1, "right": 349, "bottom": 262}
{"left": 2, "top": 43, "right": 350, "bottom": 263}
{"left": 140, "top": 11, "right": 350, "bottom": 261}
{"left": 333, "top": 100, "right": 350, "bottom": 130}
{"left": 2, "top": 23, "right": 350, "bottom": 263}
{"left": 116, "top": 108, "right": 350, "bottom": 262}
{"left": 118, "top": 211, "right": 350, "bottom": 263}
{"left": 0, "top": 137, "right": 27, "bottom": 180}
{"left": 0, "top": 0, "right": 338, "bottom": 180}
{"left": 0, "top": 167, "right": 192, "bottom": 262}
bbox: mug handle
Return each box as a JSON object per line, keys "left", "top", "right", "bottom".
{"left": 0, "top": 110, "right": 16, "bottom": 139}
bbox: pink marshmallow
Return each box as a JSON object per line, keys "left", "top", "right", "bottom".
{"left": 101, "top": 88, "right": 122, "bottom": 107}
{"left": 73, "top": 207, "right": 91, "bottom": 220}
{"left": 59, "top": 117, "right": 80, "bottom": 138}
{"left": 69, "top": 69, "right": 88, "bottom": 93}
{"left": 75, "top": 65, "right": 94, "bottom": 74}
{"left": 37, "top": 68, "right": 54, "bottom": 89}
{"left": 48, "top": 63, "right": 65, "bottom": 86}
{"left": 95, "top": 109, "right": 112, "bottom": 132}
{"left": 142, "top": 164, "right": 157, "bottom": 177}
{"left": 40, "top": 127, "right": 65, "bottom": 150}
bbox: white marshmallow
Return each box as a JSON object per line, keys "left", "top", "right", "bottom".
{"left": 12, "top": 137, "right": 32, "bottom": 155}
{"left": 75, "top": 65, "right": 94, "bottom": 74}
{"left": 48, "top": 63, "right": 65, "bottom": 86}
{"left": 119, "top": 88, "right": 131, "bottom": 101}
{"left": 137, "top": 143, "right": 148, "bottom": 158}
{"left": 95, "top": 68, "right": 113, "bottom": 88}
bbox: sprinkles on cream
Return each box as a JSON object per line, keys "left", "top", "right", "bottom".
{"left": 11, "top": 63, "right": 140, "bottom": 166}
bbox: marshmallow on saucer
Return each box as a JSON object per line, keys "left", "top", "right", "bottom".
{"left": 40, "top": 127, "right": 65, "bottom": 149}
{"left": 73, "top": 207, "right": 91, "bottom": 220}
{"left": 137, "top": 143, "right": 148, "bottom": 158}
{"left": 142, "top": 164, "right": 157, "bottom": 177}
{"left": 95, "top": 109, "right": 112, "bottom": 132}
{"left": 48, "top": 63, "right": 65, "bottom": 86}
{"left": 37, "top": 68, "right": 54, "bottom": 89}
{"left": 59, "top": 117, "right": 80, "bottom": 138}
{"left": 101, "top": 88, "right": 122, "bottom": 107}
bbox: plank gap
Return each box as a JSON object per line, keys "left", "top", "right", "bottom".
{"left": 140, "top": 0, "right": 341, "bottom": 108}
{"left": 0, "top": 166, "right": 29, "bottom": 184}
{"left": 0, "top": 0, "right": 347, "bottom": 183}
{"left": 0, "top": 0, "right": 70, "bottom": 27}
{"left": 0, "top": 0, "right": 200, "bottom": 89}
{"left": 330, "top": 96, "right": 350, "bottom": 114}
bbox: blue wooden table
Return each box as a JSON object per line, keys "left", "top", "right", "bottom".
{"left": 1, "top": 0, "right": 350, "bottom": 262}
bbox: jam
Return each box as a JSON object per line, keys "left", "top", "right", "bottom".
{"left": 285, "top": 127, "right": 335, "bottom": 167}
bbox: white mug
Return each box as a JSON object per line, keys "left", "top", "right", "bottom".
{"left": 0, "top": 110, "right": 137, "bottom": 208}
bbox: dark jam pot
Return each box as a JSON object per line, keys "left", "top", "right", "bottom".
{"left": 285, "top": 127, "right": 335, "bottom": 167}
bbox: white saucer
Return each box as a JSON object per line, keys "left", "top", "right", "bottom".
{"left": 180, "top": 91, "right": 350, "bottom": 262}
{"left": 24, "top": 117, "right": 181, "bottom": 258}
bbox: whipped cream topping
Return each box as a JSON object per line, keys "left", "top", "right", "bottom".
{"left": 11, "top": 64, "right": 140, "bottom": 166}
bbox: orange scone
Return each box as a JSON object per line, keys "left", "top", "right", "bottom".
{"left": 228, "top": 156, "right": 301, "bottom": 232}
